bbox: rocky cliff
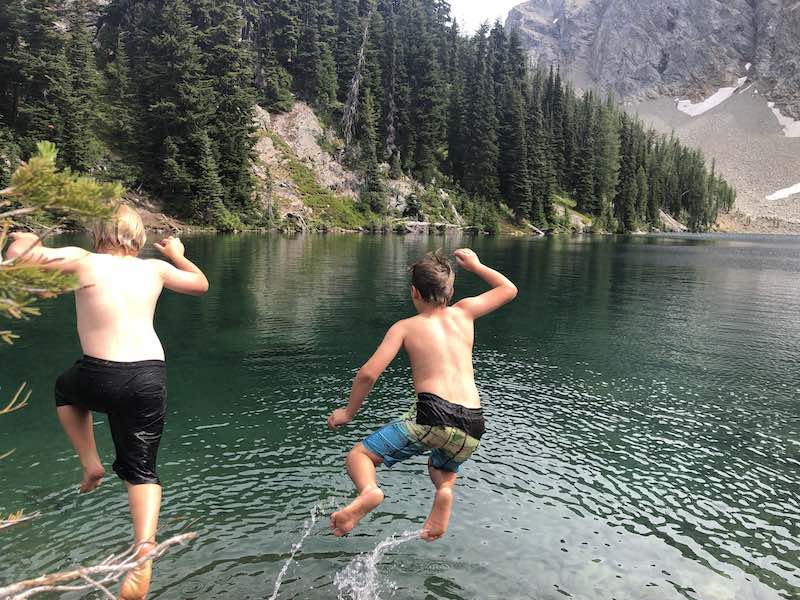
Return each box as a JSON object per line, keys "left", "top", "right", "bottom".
{"left": 507, "top": 0, "right": 800, "bottom": 119}
{"left": 507, "top": 0, "right": 800, "bottom": 230}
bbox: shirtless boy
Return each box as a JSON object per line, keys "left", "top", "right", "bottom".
{"left": 6, "top": 206, "right": 208, "bottom": 600}
{"left": 327, "top": 248, "right": 517, "bottom": 541}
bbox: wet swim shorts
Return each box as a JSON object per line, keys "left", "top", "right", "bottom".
{"left": 55, "top": 355, "right": 167, "bottom": 485}
{"left": 362, "top": 392, "right": 484, "bottom": 473}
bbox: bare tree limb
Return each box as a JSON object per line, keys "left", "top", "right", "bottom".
{"left": 0, "top": 512, "right": 41, "bottom": 531}
{"left": 0, "top": 383, "right": 30, "bottom": 416}
{"left": 0, "top": 532, "right": 197, "bottom": 599}
{"left": 0, "top": 207, "right": 37, "bottom": 220}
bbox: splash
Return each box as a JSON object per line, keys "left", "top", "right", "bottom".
{"left": 267, "top": 503, "right": 325, "bottom": 600}
{"left": 334, "top": 531, "right": 421, "bottom": 600}
{"left": 341, "top": 6, "right": 376, "bottom": 151}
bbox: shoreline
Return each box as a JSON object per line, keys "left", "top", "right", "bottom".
{"left": 38, "top": 221, "right": 800, "bottom": 239}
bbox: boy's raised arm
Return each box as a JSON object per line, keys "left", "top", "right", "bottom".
{"left": 327, "top": 322, "right": 406, "bottom": 429}
{"left": 4, "top": 232, "right": 89, "bottom": 272}
{"left": 453, "top": 248, "right": 517, "bottom": 319}
{"left": 151, "top": 236, "right": 209, "bottom": 296}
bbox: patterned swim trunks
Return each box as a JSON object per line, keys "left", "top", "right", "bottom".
{"left": 362, "top": 393, "right": 484, "bottom": 473}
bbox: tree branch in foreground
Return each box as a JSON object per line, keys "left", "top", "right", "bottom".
{"left": 1, "top": 383, "right": 30, "bottom": 416}
{"left": 0, "top": 511, "right": 41, "bottom": 531}
{"left": 0, "top": 532, "right": 196, "bottom": 600}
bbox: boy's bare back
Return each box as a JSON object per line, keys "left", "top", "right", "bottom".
{"left": 7, "top": 233, "right": 208, "bottom": 362}
{"left": 392, "top": 305, "right": 479, "bottom": 408}
{"left": 73, "top": 253, "right": 169, "bottom": 361}
{"left": 392, "top": 249, "right": 516, "bottom": 409}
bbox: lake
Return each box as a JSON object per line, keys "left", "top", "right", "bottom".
{"left": 1, "top": 233, "right": 798, "bottom": 599}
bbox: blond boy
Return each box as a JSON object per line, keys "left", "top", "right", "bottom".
{"left": 6, "top": 205, "right": 208, "bottom": 600}
{"left": 327, "top": 249, "right": 517, "bottom": 541}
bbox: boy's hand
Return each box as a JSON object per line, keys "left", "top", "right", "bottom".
{"left": 454, "top": 248, "right": 481, "bottom": 272}
{"left": 327, "top": 408, "right": 352, "bottom": 430}
{"left": 154, "top": 236, "right": 185, "bottom": 261}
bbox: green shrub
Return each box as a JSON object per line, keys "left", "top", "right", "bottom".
{"left": 215, "top": 208, "right": 244, "bottom": 233}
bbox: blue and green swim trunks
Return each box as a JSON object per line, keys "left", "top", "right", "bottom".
{"left": 362, "top": 392, "right": 485, "bottom": 473}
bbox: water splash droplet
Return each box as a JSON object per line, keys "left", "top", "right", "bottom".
{"left": 268, "top": 502, "right": 327, "bottom": 600}
{"left": 334, "top": 530, "right": 421, "bottom": 600}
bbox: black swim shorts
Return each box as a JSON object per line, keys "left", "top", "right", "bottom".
{"left": 55, "top": 355, "right": 167, "bottom": 485}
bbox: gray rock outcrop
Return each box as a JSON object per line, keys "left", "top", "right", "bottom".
{"left": 507, "top": 0, "right": 800, "bottom": 118}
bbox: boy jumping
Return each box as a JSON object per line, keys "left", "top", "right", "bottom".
{"left": 327, "top": 248, "right": 517, "bottom": 541}
{"left": 6, "top": 206, "right": 209, "bottom": 600}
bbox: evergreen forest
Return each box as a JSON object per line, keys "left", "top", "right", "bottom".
{"left": 0, "top": 0, "right": 736, "bottom": 232}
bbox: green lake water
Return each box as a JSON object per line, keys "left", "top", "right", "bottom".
{"left": 1, "top": 233, "right": 798, "bottom": 599}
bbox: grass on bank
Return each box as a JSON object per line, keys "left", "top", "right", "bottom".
{"left": 264, "top": 131, "right": 368, "bottom": 230}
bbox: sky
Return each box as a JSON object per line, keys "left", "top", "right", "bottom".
{"left": 449, "top": 0, "right": 523, "bottom": 33}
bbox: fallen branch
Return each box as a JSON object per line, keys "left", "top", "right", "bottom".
{"left": 1, "top": 383, "right": 30, "bottom": 416}
{"left": 0, "top": 532, "right": 197, "bottom": 599}
{"left": 0, "top": 511, "right": 41, "bottom": 531}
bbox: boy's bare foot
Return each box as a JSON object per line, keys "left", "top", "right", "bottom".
{"left": 79, "top": 464, "right": 105, "bottom": 493}
{"left": 330, "top": 487, "right": 384, "bottom": 537}
{"left": 421, "top": 487, "right": 454, "bottom": 542}
{"left": 118, "top": 541, "right": 155, "bottom": 600}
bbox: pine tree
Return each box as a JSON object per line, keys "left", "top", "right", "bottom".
{"left": 61, "top": 0, "right": 103, "bottom": 172}
{"left": 295, "top": 3, "right": 322, "bottom": 101}
{"left": 548, "top": 67, "right": 566, "bottom": 188}
{"left": 562, "top": 83, "right": 578, "bottom": 193}
{"left": 7, "top": 0, "right": 71, "bottom": 155}
{"left": 593, "top": 95, "right": 620, "bottom": 217}
{"left": 409, "top": 8, "right": 445, "bottom": 183}
{"left": 646, "top": 151, "right": 662, "bottom": 226}
{"left": 194, "top": 0, "right": 257, "bottom": 211}
{"left": 358, "top": 87, "right": 385, "bottom": 213}
{"left": 334, "top": 0, "right": 362, "bottom": 103}
{"left": 380, "top": 0, "right": 401, "bottom": 175}
{"left": 615, "top": 114, "right": 638, "bottom": 231}
{"left": 191, "top": 129, "right": 225, "bottom": 221}
{"left": 497, "top": 30, "right": 530, "bottom": 219}
{"left": 462, "top": 24, "right": 499, "bottom": 200}
{"left": 254, "top": 0, "right": 298, "bottom": 111}
{"left": 635, "top": 165, "right": 648, "bottom": 226}
{"left": 446, "top": 22, "right": 466, "bottom": 182}
{"left": 526, "top": 70, "right": 552, "bottom": 225}
{"left": 296, "top": 1, "right": 338, "bottom": 113}
{"left": 123, "top": 0, "right": 215, "bottom": 212}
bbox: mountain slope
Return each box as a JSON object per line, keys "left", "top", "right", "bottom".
{"left": 507, "top": 0, "right": 800, "bottom": 229}
{"left": 507, "top": 0, "right": 800, "bottom": 117}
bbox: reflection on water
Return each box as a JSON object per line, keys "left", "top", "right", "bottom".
{"left": 1, "top": 233, "right": 798, "bottom": 599}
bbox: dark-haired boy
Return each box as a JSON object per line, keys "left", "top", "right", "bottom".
{"left": 327, "top": 248, "right": 517, "bottom": 541}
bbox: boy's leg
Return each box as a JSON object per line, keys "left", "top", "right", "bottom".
{"left": 119, "top": 483, "right": 162, "bottom": 600}
{"left": 331, "top": 443, "right": 385, "bottom": 536}
{"left": 127, "top": 482, "right": 162, "bottom": 544}
{"left": 421, "top": 464, "right": 457, "bottom": 542}
{"left": 56, "top": 405, "right": 105, "bottom": 493}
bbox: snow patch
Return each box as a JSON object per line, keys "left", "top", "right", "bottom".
{"left": 745, "top": 62, "right": 752, "bottom": 71}
{"left": 738, "top": 83, "right": 754, "bottom": 94}
{"left": 676, "top": 77, "right": 747, "bottom": 117}
{"left": 766, "top": 182, "right": 800, "bottom": 201}
{"left": 767, "top": 102, "right": 800, "bottom": 137}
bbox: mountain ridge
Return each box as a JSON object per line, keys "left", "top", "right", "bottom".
{"left": 506, "top": 0, "right": 800, "bottom": 229}
{"left": 506, "top": 0, "right": 800, "bottom": 118}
